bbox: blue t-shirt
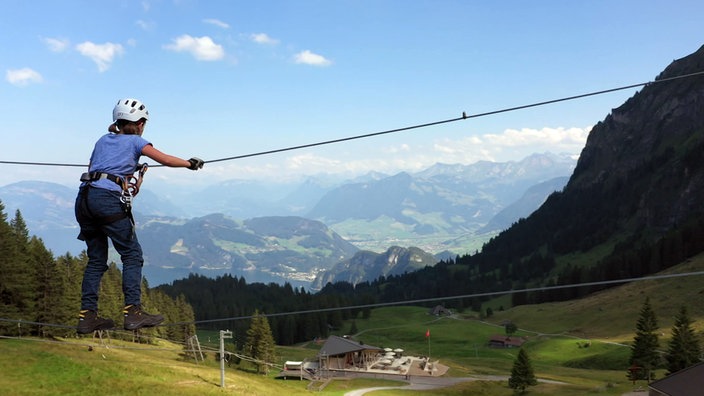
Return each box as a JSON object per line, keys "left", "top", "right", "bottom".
{"left": 86, "top": 133, "right": 152, "bottom": 191}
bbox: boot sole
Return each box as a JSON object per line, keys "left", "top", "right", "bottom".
{"left": 124, "top": 318, "right": 165, "bottom": 331}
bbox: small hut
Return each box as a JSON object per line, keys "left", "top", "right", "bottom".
{"left": 487, "top": 335, "right": 526, "bottom": 348}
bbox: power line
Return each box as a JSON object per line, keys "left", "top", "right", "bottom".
{"left": 1, "top": 269, "right": 702, "bottom": 330}
{"left": 169, "top": 269, "right": 704, "bottom": 326}
{"left": 2, "top": 70, "right": 704, "bottom": 169}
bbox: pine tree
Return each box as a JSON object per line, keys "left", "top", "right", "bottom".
{"left": 629, "top": 297, "right": 660, "bottom": 382}
{"left": 99, "top": 262, "right": 124, "bottom": 325}
{"left": 175, "top": 294, "right": 196, "bottom": 339}
{"left": 349, "top": 320, "right": 358, "bottom": 335}
{"left": 0, "top": 207, "right": 17, "bottom": 334}
{"left": 58, "top": 252, "right": 85, "bottom": 328}
{"left": 665, "top": 306, "right": 701, "bottom": 375}
{"left": 508, "top": 348, "right": 538, "bottom": 394}
{"left": 12, "top": 211, "right": 38, "bottom": 319}
{"left": 31, "top": 238, "right": 65, "bottom": 337}
{"left": 243, "top": 310, "right": 276, "bottom": 374}
{"left": 277, "top": 314, "right": 296, "bottom": 346}
{"left": 0, "top": 208, "right": 35, "bottom": 334}
{"left": 50, "top": 254, "right": 80, "bottom": 337}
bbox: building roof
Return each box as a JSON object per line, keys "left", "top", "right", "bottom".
{"left": 488, "top": 335, "right": 526, "bottom": 347}
{"left": 318, "top": 335, "right": 383, "bottom": 357}
{"left": 429, "top": 305, "right": 452, "bottom": 316}
{"left": 649, "top": 362, "right": 704, "bottom": 396}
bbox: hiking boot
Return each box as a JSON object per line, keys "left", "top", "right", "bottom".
{"left": 123, "top": 304, "right": 164, "bottom": 330}
{"left": 77, "top": 310, "right": 115, "bottom": 334}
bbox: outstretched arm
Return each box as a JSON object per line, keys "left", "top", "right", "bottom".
{"left": 142, "top": 144, "right": 191, "bottom": 168}
{"left": 142, "top": 145, "right": 204, "bottom": 170}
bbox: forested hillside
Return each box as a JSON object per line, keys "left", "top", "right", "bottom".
{"left": 450, "top": 44, "right": 704, "bottom": 305}
{"left": 0, "top": 201, "right": 196, "bottom": 339}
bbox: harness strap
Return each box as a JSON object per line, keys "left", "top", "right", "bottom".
{"left": 77, "top": 165, "right": 147, "bottom": 238}
{"left": 80, "top": 171, "right": 125, "bottom": 187}
{"left": 80, "top": 164, "right": 148, "bottom": 197}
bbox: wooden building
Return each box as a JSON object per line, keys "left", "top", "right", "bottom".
{"left": 317, "top": 335, "right": 383, "bottom": 370}
{"left": 487, "top": 335, "right": 526, "bottom": 348}
{"left": 648, "top": 362, "right": 704, "bottom": 396}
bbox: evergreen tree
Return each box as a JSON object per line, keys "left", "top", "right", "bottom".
{"left": 243, "top": 310, "right": 276, "bottom": 374}
{"left": 508, "top": 348, "right": 537, "bottom": 394}
{"left": 175, "top": 294, "right": 197, "bottom": 338}
{"left": 31, "top": 238, "right": 65, "bottom": 337}
{"left": 0, "top": 199, "right": 197, "bottom": 341}
{"left": 99, "top": 262, "right": 124, "bottom": 325}
{"left": 349, "top": 320, "right": 358, "bottom": 335}
{"left": 0, "top": 207, "right": 34, "bottom": 334}
{"left": 276, "top": 314, "right": 296, "bottom": 346}
{"left": 11, "top": 211, "right": 38, "bottom": 319}
{"left": 665, "top": 306, "right": 701, "bottom": 375}
{"left": 505, "top": 321, "right": 518, "bottom": 336}
{"left": 51, "top": 254, "right": 81, "bottom": 337}
{"left": 58, "top": 252, "right": 85, "bottom": 328}
{"left": 629, "top": 297, "right": 660, "bottom": 382}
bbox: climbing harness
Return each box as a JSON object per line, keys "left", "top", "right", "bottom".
{"left": 127, "top": 162, "right": 148, "bottom": 197}
{"left": 79, "top": 163, "right": 148, "bottom": 205}
{"left": 120, "top": 163, "right": 149, "bottom": 207}
{"left": 77, "top": 164, "right": 149, "bottom": 234}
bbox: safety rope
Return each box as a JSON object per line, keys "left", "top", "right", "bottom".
{"left": 1, "top": 70, "right": 703, "bottom": 169}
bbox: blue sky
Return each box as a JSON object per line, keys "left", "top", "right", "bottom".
{"left": 1, "top": 0, "right": 703, "bottom": 188}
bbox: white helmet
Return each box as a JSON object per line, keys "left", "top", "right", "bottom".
{"left": 113, "top": 98, "right": 149, "bottom": 122}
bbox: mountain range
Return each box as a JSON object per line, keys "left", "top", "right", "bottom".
{"left": 310, "top": 246, "right": 438, "bottom": 290}
{"left": 0, "top": 152, "right": 573, "bottom": 287}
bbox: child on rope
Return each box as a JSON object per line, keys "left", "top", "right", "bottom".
{"left": 75, "top": 98, "right": 204, "bottom": 334}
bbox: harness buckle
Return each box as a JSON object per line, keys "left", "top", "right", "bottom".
{"left": 126, "top": 163, "right": 148, "bottom": 196}
{"left": 120, "top": 190, "right": 133, "bottom": 207}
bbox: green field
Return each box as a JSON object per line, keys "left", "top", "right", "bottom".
{"left": 2, "top": 255, "right": 703, "bottom": 395}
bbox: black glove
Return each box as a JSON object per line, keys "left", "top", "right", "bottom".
{"left": 187, "top": 157, "right": 204, "bottom": 170}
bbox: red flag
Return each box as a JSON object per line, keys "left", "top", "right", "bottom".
{"left": 425, "top": 329, "right": 430, "bottom": 338}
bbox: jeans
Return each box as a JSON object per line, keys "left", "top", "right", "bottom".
{"left": 75, "top": 185, "right": 144, "bottom": 311}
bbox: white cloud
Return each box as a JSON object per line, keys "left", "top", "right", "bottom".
{"left": 43, "top": 37, "right": 70, "bottom": 52}
{"left": 136, "top": 19, "right": 156, "bottom": 31}
{"left": 203, "top": 18, "right": 230, "bottom": 29}
{"left": 433, "top": 126, "right": 591, "bottom": 163}
{"left": 294, "top": 50, "right": 332, "bottom": 66}
{"left": 75, "top": 41, "right": 124, "bottom": 72}
{"left": 305, "top": 126, "right": 588, "bottom": 177}
{"left": 286, "top": 153, "right": 342, "bottom": 170}
{"left": 164, "top": 35, "right": 224, "bottom": 61}
{"left": 384, "top": 143, "right": 411, "bottom": 154}
{"left": 6, "top": 68, "right": 43, "bottom": 86}
{"left": 250, "top": 33, "right": 278, "bottom": 45}
{"left": 482, "top": 126, "right": 590, "bottom": 148}
{"left": 203, "top": 126, "right": 591, "bottom": 182}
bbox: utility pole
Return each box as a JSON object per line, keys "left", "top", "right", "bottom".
{"left": 219, "top": 330, "right": 233, "bottom": 388}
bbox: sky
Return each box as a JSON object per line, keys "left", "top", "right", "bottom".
{"left": 1, "top": 0, "right": 703, "bottom": 189}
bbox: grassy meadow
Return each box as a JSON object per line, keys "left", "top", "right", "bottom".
{"left": 2, "top": 254, "right": 703, "bottom": 395}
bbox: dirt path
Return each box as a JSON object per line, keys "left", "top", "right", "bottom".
{"left": 342, "top": 375, "right": 568, "bottom": 395}
{"left": 343, "top": 376, "right": 485, "bottom": 396}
